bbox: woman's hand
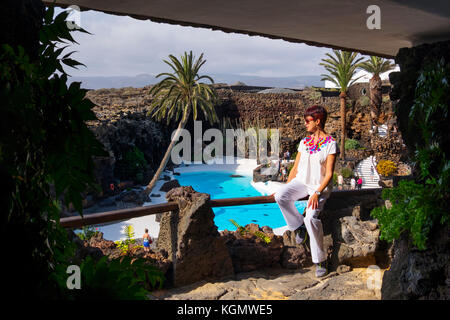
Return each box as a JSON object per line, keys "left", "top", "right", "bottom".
{"left": 307, "top": 193, "right": 319, "bottom": 210}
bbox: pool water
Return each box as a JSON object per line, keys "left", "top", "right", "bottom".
{"left": 176, "top": 171, "right": 307, "bottom": 231}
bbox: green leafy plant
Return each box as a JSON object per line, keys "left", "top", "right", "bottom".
{"left": 117, "top": 146, "right": 148, "bottom": 182}
{"left": 312, "top": 86, "right": 339, "bottom": 92}
{"left": 370, "top": 58, "right": 449, "bottom": 250}
{"left": 409, "top": 58, "right": 449, "bottom": 193}
{"left": 371, "top": 180, "right": 440, "bottom": 250}
{"left": 115, "top": 225, "right": 142, "bottom": 254}
{"left": 341, "top": 167, "right": 353, "bottom": 179}
{"left": 0, "top": 5, "right": 110, "bottom": 298}
{"left": 358, "top": 95, "right": 370, "bottom": 107}
{"left": 77, "top": 226, "right": 100, "bottom": 241}
{"left": 320, "top": 50, "right": 365, "bottom": 159}
{"left": 229, "top": 219, "right": 271, "bottom": 244}
{"left": 308, "top": 90, "right": 322, "bottom": 100}
{"left": 253, "top": 230, "right": 272, "bottom": 244}
{"left": 332, "top": 172, "right": 338, "bottom": 186}
{"left": 52, "top": 255, "right": 164, "bottom": 299}
{"left": 0, "top": 5, "right": 162, "bottom": 298}
{"left": 144, "top": 51, "right": 219, "bottom": 196}
{"left": 359, "top": 56, "right": 396, "bottom": 127}
{"left": 345, "top": 139, "right": 361, "bottom": 150}
{"left": 229, "top": 219, "right": 248, "bottom": 236}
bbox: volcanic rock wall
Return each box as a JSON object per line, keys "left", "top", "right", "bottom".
{"left": 84, "top": 86, "right": 397, "bottom": 198}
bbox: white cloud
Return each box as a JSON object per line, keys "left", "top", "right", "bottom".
{"left": 58, "top": 8, "right": 334, "bottom": 77}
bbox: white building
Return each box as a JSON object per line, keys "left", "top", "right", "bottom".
{"left": 324, "top": 66, "right": 400, "bottom": 89}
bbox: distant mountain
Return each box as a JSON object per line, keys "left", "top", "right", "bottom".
{"left": 68, "top": 74, "right": 156, "bottom": 90}
{"left": 68, "top": 73, "right": 323, "bottom": 90}
{"left": 209, "top": 73, "right": 323, "bottom": 89}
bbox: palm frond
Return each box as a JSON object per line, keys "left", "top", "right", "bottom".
{"left": 147, "top": 51, "right": 218, "bottom": 126}
{"left": 359, "top": 56, "right": 396, "bottom": 75}
{"left": 320, "top": 50, "right": 364, "bottom": 92}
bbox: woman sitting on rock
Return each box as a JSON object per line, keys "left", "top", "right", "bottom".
{"left": 271, "top": 105, "right": 337, "bottom": 278}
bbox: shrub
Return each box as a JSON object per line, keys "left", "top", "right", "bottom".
{"left": 124, "top": 146, "right": 147, "bottom": 176}
{"left": 0, "top": 6, "right": 164, "bottom": 298}
{"left": 115, "top": 225, "right": 142, "bottom": 254}
{"left": 341, "top": 167, "right": 353, "bottom": 179}
{"left": 229, "top": 219, "right": 271, "bottom": 244}
{"left": 135, "top": 172, "right": 144, "bottom": 184}
{"left": 345, "top": 139, "right": 361, "bottom": 150}
{"left": 332, "top": 172, "right": 338, "bottom": 185}
{"left": 0, "top": 5, "right": 111, "bottom": 298}
{"left": 308, "top": 90, "right": 322, "bottom": 100}
{"left": 358, "top": 95, "right": 370, "bottom": 107}
{"left": 371, "top": 58, "right": 449, "bottom": 250}
{"left": 376, "top": 160, "right": 397, "bottom": 177}
{"left": 53, "top": 255, "right": 164, "bottom": 299}
{"left": 116, "top": 146, "right": 148, "bottom": 182}
{"left": 371, "top": 180, "right": 441, "bottom": 250}
{"left": 77, "top": 226, "right": 100, "bottom": 241}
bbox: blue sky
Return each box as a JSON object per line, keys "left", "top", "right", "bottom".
{"left": 57, "top": 7, "right": 335, "bottom": 78}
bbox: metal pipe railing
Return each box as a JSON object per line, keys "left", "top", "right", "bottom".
{"left": 60, "top": 188, "right": 380, "bottom": 229}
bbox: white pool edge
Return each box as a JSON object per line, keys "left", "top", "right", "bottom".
{"left": 97, "top": 156, "right": 290, "bottom": 241}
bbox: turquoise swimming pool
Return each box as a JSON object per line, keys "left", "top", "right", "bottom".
{"left": 176, "top": 171, "right": 307, "bottom": 231}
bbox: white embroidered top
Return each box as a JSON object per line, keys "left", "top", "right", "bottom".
{"left": 294, "top": 135, "right": 337, "bottom": 196}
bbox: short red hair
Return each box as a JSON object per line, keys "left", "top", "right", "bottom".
{"left": 304, "top": 105, "right": 328, "bottom": 128}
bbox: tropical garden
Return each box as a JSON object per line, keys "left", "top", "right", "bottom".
{"left": 318, "top": 48, "right": 448, "bottom": 252}
{"left": 143, "top": 51, "right": 219, "bottom": 196}
{"left": 142, "top": 44, "right": 448, "bottom": 255}
{"left": 1, "top": 6, "right": 164, "bottom": 299}
{"left": 1, "top": 1, "right": 447, "bottom": 300}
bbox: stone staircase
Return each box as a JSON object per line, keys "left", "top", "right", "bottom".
{"left": 354, "top": 155, "right": 380, "bottom": 188}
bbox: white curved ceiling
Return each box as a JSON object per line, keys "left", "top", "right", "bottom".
{"left": 45, "top": 0, "right": 450, "bottom": 58}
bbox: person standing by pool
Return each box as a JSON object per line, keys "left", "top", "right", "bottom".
{"left": 357, "top": 176, "right": 363, "bottom": 190}
{"left": 270, "top": 105, "right": 337, "bottom": 278}
{"left": 337, "top": 174, "right": 344, "bottom": 190}
{"left": 143, "top": 228, "right": 152, "bottom": 252}
{"left": 281, "top": 166, "right": 287, "bottom": 182}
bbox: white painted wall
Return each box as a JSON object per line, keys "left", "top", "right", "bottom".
{"left": 324, "top": 66, "right": 400, "bottom": 89}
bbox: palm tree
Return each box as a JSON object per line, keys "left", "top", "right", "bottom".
{"left": 320, "top": 50, "right": 364, "bottom": 160}
{"left": 359, "top": 56, "right": 396, "bottom": 133}
{"left": 143, "top": 51, "right": 219, "bottom": 196}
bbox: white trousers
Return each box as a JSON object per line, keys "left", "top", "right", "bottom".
{"left": 274, "top": 178, "right": 328, "bottom": 263}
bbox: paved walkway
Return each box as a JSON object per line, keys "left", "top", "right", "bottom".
{"left": 150, "top": 266, "right": 385, "bottom": 300}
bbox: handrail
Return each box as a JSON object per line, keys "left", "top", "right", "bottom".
{"left": 60, "top": 188, "right": 381, "bottom": 229}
